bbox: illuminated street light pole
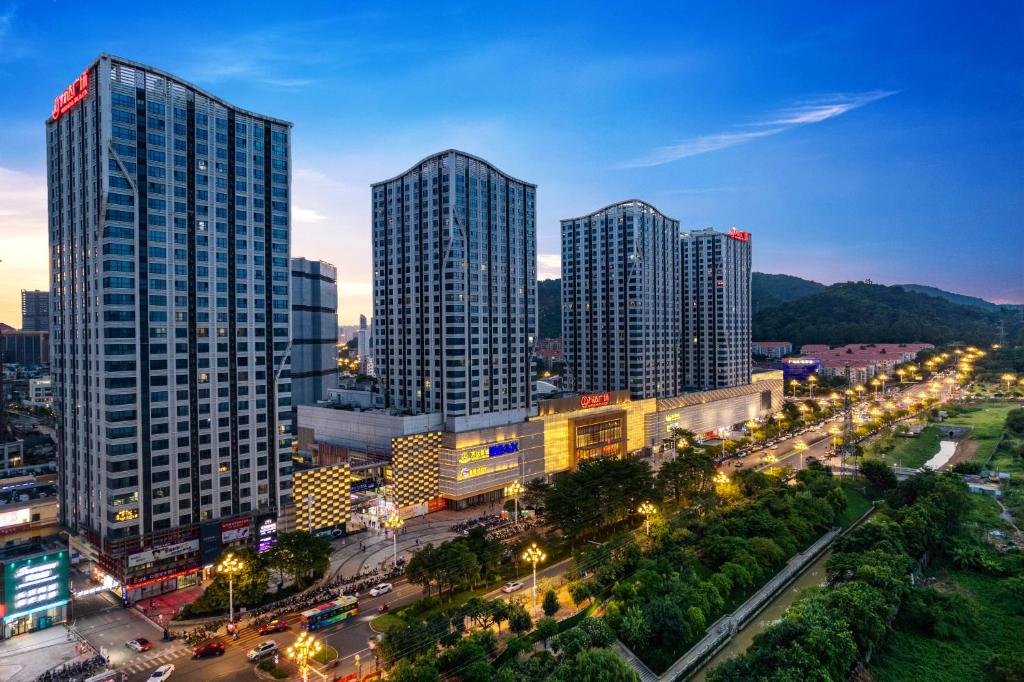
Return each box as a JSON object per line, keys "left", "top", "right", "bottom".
{"left": 793, "top": 439, "right": 808, "bottom": 469}
{"left": 384, "top": 512, "right": 404, "bottom": 568}
{"left": 638, "top": 501, "right": 656, "bottom": 537}
{"left": 507, "top": 480, "right": 524, "bottom": 527}
{"left": 217, "top": 552, "right": 244, "bottom": 625}
{"left": 286, "top": 631, "right": 322, "bottom": 682}
{"left": 522, "top": 543, "right": 546, "bottom": 618}
{"left": 807, "top": 375, "right": 818, "bottom": 398}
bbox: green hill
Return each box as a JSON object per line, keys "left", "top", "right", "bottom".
{"left": 752, "top": 282, "right": 1002, "bottom": 348}
{"left": 538, "top": 278, "right": 561, "bottom": 339}
{"left": 899, "top": 284, "right": 1000, "bottom": 311}
{"left": 752, "top": 272, "right": 825, "bottom": 313}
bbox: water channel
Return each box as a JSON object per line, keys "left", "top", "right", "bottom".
{"left": 690, "top": 547, "right": 834, "bottom": 681}
{"left": 923, "top": 440, "right": 957, "bottom": 470}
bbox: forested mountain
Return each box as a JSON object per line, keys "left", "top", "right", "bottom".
{"left": 751, "top": 272, "right": 825, "bottom": 313}
{"left": 752, "top": 282, "right": 1002, "bottom": 347}
{"left": 537, "top": 278, "right": 561, "bottom": 339}
{"left": 899, "top": 284, "right": 1000, "bottom": 311}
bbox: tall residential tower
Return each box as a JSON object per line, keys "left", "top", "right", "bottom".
{"left": 681, "top": 228, "right": 752, "bottom": 390}
{"left": 47, "top": 55, "right": 292, "bottom": 597}
{"left": 21, "top": 290, "right": 50, "bottom": 332}
{"left": 290, "top": 258, "right": 339, "bottom": 413}
{"left": 561, "top": 200, "right": 681, "bottom": 399}
{"left": 371, "top": 150, "right": 536, "bottom": 425}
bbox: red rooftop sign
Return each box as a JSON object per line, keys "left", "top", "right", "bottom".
{"left": 728, "top": 227, "right": 751, "bottom": 242}
{"left": 52, "top": 70, "right": 90, "bottom": 121}
{"left": 580, "top": 392, "right": 611, "bottom": 409}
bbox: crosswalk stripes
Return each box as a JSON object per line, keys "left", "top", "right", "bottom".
{"left": 119, "top": 646, "right": 190, "bottom": 674}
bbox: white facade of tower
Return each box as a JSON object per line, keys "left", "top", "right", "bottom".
{"left": 681, "top": 228, "right": 752, "bottom": 390}
{"left": 47, "top": 55, "right": 292, "bottom": 590}
{"left": 371, "top": 150, "right": 536, "bottom": 425}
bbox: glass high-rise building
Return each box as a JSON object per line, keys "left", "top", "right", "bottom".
{"left": 681, "top": 228, "right": 752, "bottom": 390}
{"left": 290, "top": 257, "right": 338, "bottom": 414}
{"left": 561, "top": 200, "right": 682, "bottom": 399}
{"left": 21, "top": 290, "right": 50, "bottom": 332}
{"left": 46, "top": 55, "right": 292, "bottom": 596}
{"left": 372, "top": 150, "right": 536, "bottom": 424}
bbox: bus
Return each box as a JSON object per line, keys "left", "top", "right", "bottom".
{"left": 299, "top": 596, "right": 359, "bottom": 631}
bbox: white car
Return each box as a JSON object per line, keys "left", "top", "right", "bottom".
{"left": 369, "top": 583, "right": 393, "bottom": 597}
{"left": 247, "top": 641, "right": 278, "bottom": 662}
{"left": 501, "top": 581, "right": 525, "bottom": 593}
{"left": 148, "top": 665, "right": 174, "bottom": 682}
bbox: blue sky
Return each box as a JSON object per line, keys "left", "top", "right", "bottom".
{"left": 1, "top": 0, "right": 1021, "bottom": 324}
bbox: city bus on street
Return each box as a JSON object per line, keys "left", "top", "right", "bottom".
{"left": 299, "top": 596, "right": 359, "bottom": 631}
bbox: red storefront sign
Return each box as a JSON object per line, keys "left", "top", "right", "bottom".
{"left": 579, "top": 392, "right": 611, "bottom": 409}
{"left": 52, "top": 70, "right": 90, "bottom": 121}
{"left": 427, "top": 497, "right": 448, "bottom": 513}
{"left": 728, "top": 227, "right": 751, "bottom": 242}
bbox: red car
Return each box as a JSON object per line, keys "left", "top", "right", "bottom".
{"left": 126, "top": 638, "right": 152, "bottom": 652}
{"left": 258, "top": 619, "right": 289, "bottom": 635}
{"left": 193, "top": 641, "right": 226, "bottom": 659}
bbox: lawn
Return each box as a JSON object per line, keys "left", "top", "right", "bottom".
{"left": 944, "top": 401, "right": 1017, "bottom": 464}
{"left": 312, "top": 644, "right": 339, "bottom": 664}
{"left": 837, "top": 484, "right": 873, "bottom": 527}
{"left": 863, "top": 425, "right": 941, "bottom": 468}
{"left": 869, "top": 562, "right": 1024, "bottom": 682}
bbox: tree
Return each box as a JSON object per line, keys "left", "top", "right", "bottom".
{"left": 265, "top": 531, "right": 330, "bottom": 588}
{"left": 508, "top": 603, "right": 533, "bottom": 635}
{"left": 406, "top": 543, "right": 439, "bottom": 596}
{"left": 657, "top": 448, "right": 715, "bottom": 505}
{"left": 616, "top": 604, "right": 649, "bottom": 648}
{"left": 550, "top": 647, "right": 640, "bottom": 682}
{"left": 860, "top": 459, "right": 898, "bottom": 491}
{"left": 535, "top": 617, "right": 560, "bottom": 650}
{"left": 544, "top": 458, "right": 657, "bottom": 541}
{"left": 568, "top": 581, "right": 591, "bottom": 610}
{"left": 386, "top": 659, "right": 440, "bottom": 682}
{"left": 543, "top": 589, "right": 560, "bottom": 618}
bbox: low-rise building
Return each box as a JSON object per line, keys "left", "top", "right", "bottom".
{"left": 752, "top": 341, "right": 792, "bottom": 359}
{"left": 0, "top": 541, "right": 69, "bottom": 639}
{"left": 26, "top": 377, "right": 53, "bottom": 407}
{"left": 293, "top": 378, "right": 783, "bottom": 521}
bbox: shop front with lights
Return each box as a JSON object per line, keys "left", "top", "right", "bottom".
{"left": 438, "top": 421, "right": 545, "bottom": 510}
{"left": 531, "top": 391, "right": 657, "bottom": 474}
{"left": 1, "top": 548, "right": 69, "bottom": 639}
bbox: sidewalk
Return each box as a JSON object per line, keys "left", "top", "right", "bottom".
{"left": 136, "top": 583, "right": 206, "bottom": 628}
{"left": 0, "top": 626, "right": 91, "bottom": 682}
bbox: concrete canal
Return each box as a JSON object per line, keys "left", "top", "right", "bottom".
{"left": 690, "top": 547, "right": 834, "bottom": 681}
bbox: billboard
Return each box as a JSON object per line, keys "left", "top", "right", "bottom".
{"left": 3, "top": 550, "right": 69, "bottom": 620}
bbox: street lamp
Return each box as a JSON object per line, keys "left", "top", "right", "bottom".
{"left": 217, "top": 552, "right": 244, "bottom": 625}
{"left": 521, "top": 543, "right": 546, "bottom": 617}
{"left": 878, "top": 374, "right": 889, "bottom": 394}
{"left": 637, "top": 501, "right": 656, "bottom": 537}
{"left": 713, "top": 471, "right": 730, "bottom": 485}
{"left": 1002, "top": 374, "right": 1017, "bottom": 392}
{"left": 789, "top": 379, "right": 800, "bottom": 397}
{"left": 507, "top": 480, "right": 525, "bottom": 526}
{"left": 807, "top": 375, "right": 818, "bottom": 397}
{"left": 286, "top": 631, "right": 322, "bottom": 682}
{"left": 384, "top": 512, "right": 404, "bottom": 568}
{"left": 793, "top": 439, "right": 808, "bottom": 469}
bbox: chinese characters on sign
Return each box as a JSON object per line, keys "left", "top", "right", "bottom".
{"left": 728, "top": 227, "right": 751, "bottom": 242}
{"left": 579, "top": 392, "right": 611, "bottom": 409}
{"left": 51, "top": 71, "right": 89, "bottom": 120}
{"left": 3, "top": 551, "right": 69, "bottom": 619}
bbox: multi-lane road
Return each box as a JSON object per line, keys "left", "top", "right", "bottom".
{"left": 84, "top": 378, "right": 950, "bottom": 681}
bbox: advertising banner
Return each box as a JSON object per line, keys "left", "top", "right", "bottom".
{"left": 220, "top": 518, "right": 250, "bottom": 544}
{"left": 3, "top": 550, "right": 69, "bottom": 617}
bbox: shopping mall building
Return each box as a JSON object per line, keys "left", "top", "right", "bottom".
{"left": 289, "top": 374, "right": 782, "bottom": 528}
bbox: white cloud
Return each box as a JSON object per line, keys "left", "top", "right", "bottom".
{"left": 623, "top": 90, "right": 898, "bottom": 168}
{"left": 537, "top": 253, "right": 561, "bottom": 279}
{"left": 292, "top": 206, "right": 329, "bottom": 224}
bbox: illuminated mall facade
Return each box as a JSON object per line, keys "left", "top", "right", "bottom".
{"left": 291, "top": 374, "right": 781, "bottom": 524}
